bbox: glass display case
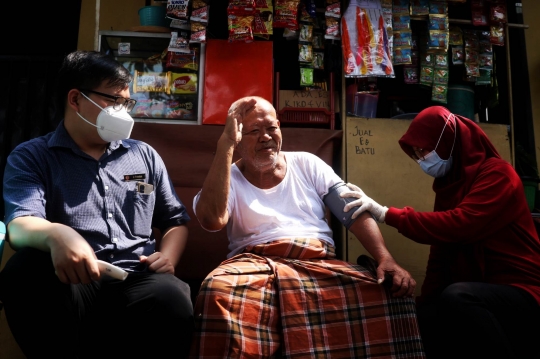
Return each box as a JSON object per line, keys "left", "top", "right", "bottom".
{"left": 98, "top": 30, "right": 205, "bottom": 125}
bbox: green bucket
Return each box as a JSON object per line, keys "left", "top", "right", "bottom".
{"left": 446, "top": 85, "right": 475, "bottom": 121}
{"left": 138, "top": 6, "right": 170, "bottom": 27}
{"left": 521, "top": 177, "right": 538, "bottom": 211}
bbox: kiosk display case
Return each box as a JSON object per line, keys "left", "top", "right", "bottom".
{"left": 99, "top": 30, "right": 205, "bottom": 125}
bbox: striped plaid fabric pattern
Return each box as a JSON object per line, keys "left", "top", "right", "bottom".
{"left": 189, "top": 238, "right": 425, "bottom": 358}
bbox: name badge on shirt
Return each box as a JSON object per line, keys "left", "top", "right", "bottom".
{"left": 123, "top": 173, "right": 146, "bottom": 182}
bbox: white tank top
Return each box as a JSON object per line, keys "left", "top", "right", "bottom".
{"left": 194, "top": 151, "right": 343, "bottom": 257}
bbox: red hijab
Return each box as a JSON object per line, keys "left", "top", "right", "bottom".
{"left": 398, "top": 106, "right": 501, "bottom": 211}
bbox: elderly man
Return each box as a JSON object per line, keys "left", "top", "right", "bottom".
{"left": 189, "top": 96, "right": 425, "bottom": 358}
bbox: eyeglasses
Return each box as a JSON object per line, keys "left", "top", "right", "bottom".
{"left": 411, "top": 148, "right": 426, "bottom": 162}
{"left": 80, "top": 89, "right": 137, "bottom": 112}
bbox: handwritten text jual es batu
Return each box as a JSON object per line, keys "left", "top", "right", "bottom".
{"left": 352, "top": 127, "right": 374, "bottom": 155}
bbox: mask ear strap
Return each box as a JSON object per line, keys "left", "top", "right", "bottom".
{"left": 448, "top": 114, "right": 457, "bottom": 156}
{"left": 434, "top": 113, "right": 457, "bottom": 155}
{"left": 81, "top": 92, "right": 105, "bottom": 111}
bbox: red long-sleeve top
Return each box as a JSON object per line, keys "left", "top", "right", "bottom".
{"left": 388, "top": 106, "right": 540, "bottom": 306}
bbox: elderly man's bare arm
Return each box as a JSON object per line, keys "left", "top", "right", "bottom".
{"left": 195, "top": 98, "right": 257, "bottom": 231}
{"left": 348, "top": 212, "right": 416, "bottom": 298}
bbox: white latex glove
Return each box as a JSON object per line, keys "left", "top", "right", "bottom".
{"left": 339, "top": 183, "right": 388, "bottom": 223}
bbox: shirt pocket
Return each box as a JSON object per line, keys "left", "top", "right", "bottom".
{"left": 127, "top": 191, "right": 155, "bottom": 237}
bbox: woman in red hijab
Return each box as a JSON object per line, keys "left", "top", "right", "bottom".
{"left": 341, "top": 106, "right": 540, "bottom": 359}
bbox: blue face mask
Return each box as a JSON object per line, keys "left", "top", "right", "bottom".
{"left": 418, "top": 114, "right": 456, "bottom": 178}
{"left": 419, "top": 151, "right": 453, "bottom": 178}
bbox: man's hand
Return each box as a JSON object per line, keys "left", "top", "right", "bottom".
{"left": 140, "top": 252, "right": 175, "bottom": 274}
{"left": 340, "top": 183, "right": 388, "bottom": 223}
{"left": 376, "top": 257, "right": 416, "bottom": 298}
{"left": 48, "top": 225, "right": 100, "bottom": 285}
{"left": 224, "top": 98, "right": 257, "bottom": 147}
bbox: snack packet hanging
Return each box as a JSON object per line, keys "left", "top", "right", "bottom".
{"left": 490, "top": 23, "right": 505, "bottom": 46}
{"left": 299, "top": 43, "right": 314, "bottom": 63}
{"left": 228, "top": 14, "right": 255, "bottom": 42}
{"left": 274, "top": 0, "right": 300, "bottom": 30}
{"left": 168, "top": 31, "right": 191, "bottom": 53}
{"left": 166, "top": 0, "right": 191, "bottom": 20}
{"left": 325, "top": 16, "right": 340, "bottom": 39}
{"left": 300, "top": 67, "right": 314, "bottom": 86}
{"left": 253, "top": 0, "right": 273, "bottom": 39}
{"left": 431, "top": 83, "right": 448, "bottom": 103}
{"left": 313, "top": 52, "right": 324, "bottom": 69}
{"left": 410, "top": 0, "right": 429, "bottom": 16}
{"left": 452, "top": 46, "right": 464, "bottom": 65}
{"left": 191, "top": 0, "right": 209, "bottom": 23}
{"left": 429, "top": 1, "right": 448, "bottom": 15}
{"left": 165, "top": 48, "right": 199, "bottom": 70}
{"left": 190, "top": 21, "right": 207, "bottom": 43}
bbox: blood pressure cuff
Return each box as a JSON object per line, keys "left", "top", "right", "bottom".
{"left": 323, "top": 182, "right": 358, "bottom": 229}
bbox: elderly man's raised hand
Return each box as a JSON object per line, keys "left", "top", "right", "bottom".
{"left": 224, "top": 98, "right": 257, "bottom": 147}
{"left": 376, "top": 257, "right": 416, "bottom": 298}
{"left": 340, "top": 182, "right": 388, "bottom": 223}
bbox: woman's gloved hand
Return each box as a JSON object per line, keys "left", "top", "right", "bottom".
{"left": 340, "top": 183, "right": 388, "bottom": 223}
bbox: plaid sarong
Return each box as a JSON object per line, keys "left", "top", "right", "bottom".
{"left": 189, "top": 238, "right": 425, "bottom": 358}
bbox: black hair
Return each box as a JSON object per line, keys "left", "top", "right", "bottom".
{"left": 55, "top": 50, "right": 132, "bottom": 118}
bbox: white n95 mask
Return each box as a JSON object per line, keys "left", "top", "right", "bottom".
{"left": 76, "top": 92, "right": 134, "bottom": 142}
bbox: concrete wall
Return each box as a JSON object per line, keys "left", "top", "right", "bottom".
{"left": 78, "top": 0, "right": 152, "bottom": 51}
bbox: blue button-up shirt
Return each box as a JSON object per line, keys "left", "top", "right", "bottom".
{"left": 3, "top": 121, "right": 190, "bottom": 271}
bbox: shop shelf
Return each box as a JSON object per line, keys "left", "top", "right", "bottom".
{"left": 277, "top": 107, "right": 334, "bottom": 126}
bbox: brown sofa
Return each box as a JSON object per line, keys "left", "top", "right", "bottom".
{"left": 130, "top": 123, "right": 343, "bottom": 302}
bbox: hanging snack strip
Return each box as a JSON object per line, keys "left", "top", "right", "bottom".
{"left": 418, "top": 24, "right": 433, "bottom": 87}
{"left": 253, "top": 0, "right": 273, "bottom": 40}
{"left": 165, "top": 47, "right": 199, "bottom": 71}
{"left": 449, "top": 25, "right": 464, "bottom": 65}
{"left": 274, "top": 0, "right": 301, "bottom": 31}
{"left": 227, "top": 0, "right": 256, "bottom": 42}
{"left": 299, "top": 15, "right": 315, "bottom": 86}
{"left": 189, "top": 0, "right": 209, "bottom": 43}
{"left": 303, "top": 0, "right": 325, "bottom": 69}
{"left": 426, "top": 0, "right": 449, "bottom": 103}
{"left": 431, "top": 50, "right": 449, "bottom": 103}
{"left": 304, "top": 0, "right": 325, "bottom": 72}
{"left": 419, "top": 53, "right": 434, "bottom": 87}
{"left": 342, "top": 0, "right": 394, "bottom": 78}
{"left": 380, "top": 0, "right": 394, "bottom": 61}
{"left": 489, "top": 0, "right": 507, "bottom": 46}
{"left": 168, "top": 30, "right": 192, "bottom": 54}
{"left": 407, "top": 0, "right": 428, "bottom": 84}
{"left": 463, "top": 28, "right": 480, "bottom": 82}
{"left": 392, "top": 0, "right": 412, "bottom": 65}
{"left": 477, "top": 30, "right": 493, "bottom": 85}
{"left": 403, "top": 34, "right": 419, "bottom": 84}
{"left": 167, "top": 0, "right": 191, "bottom": 29}
{"left": 325, "top": 0, "right": 341, "bottom": 40}
{"left": 410, "top": 0, "right": 429, "bottom": 16}
{"left": 471, "top": 0, "right": 488, "bottom": 26}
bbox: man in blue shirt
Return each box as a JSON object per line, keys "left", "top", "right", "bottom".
{"left": 0, "top": 50, "right": 194, "bottom": 358}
